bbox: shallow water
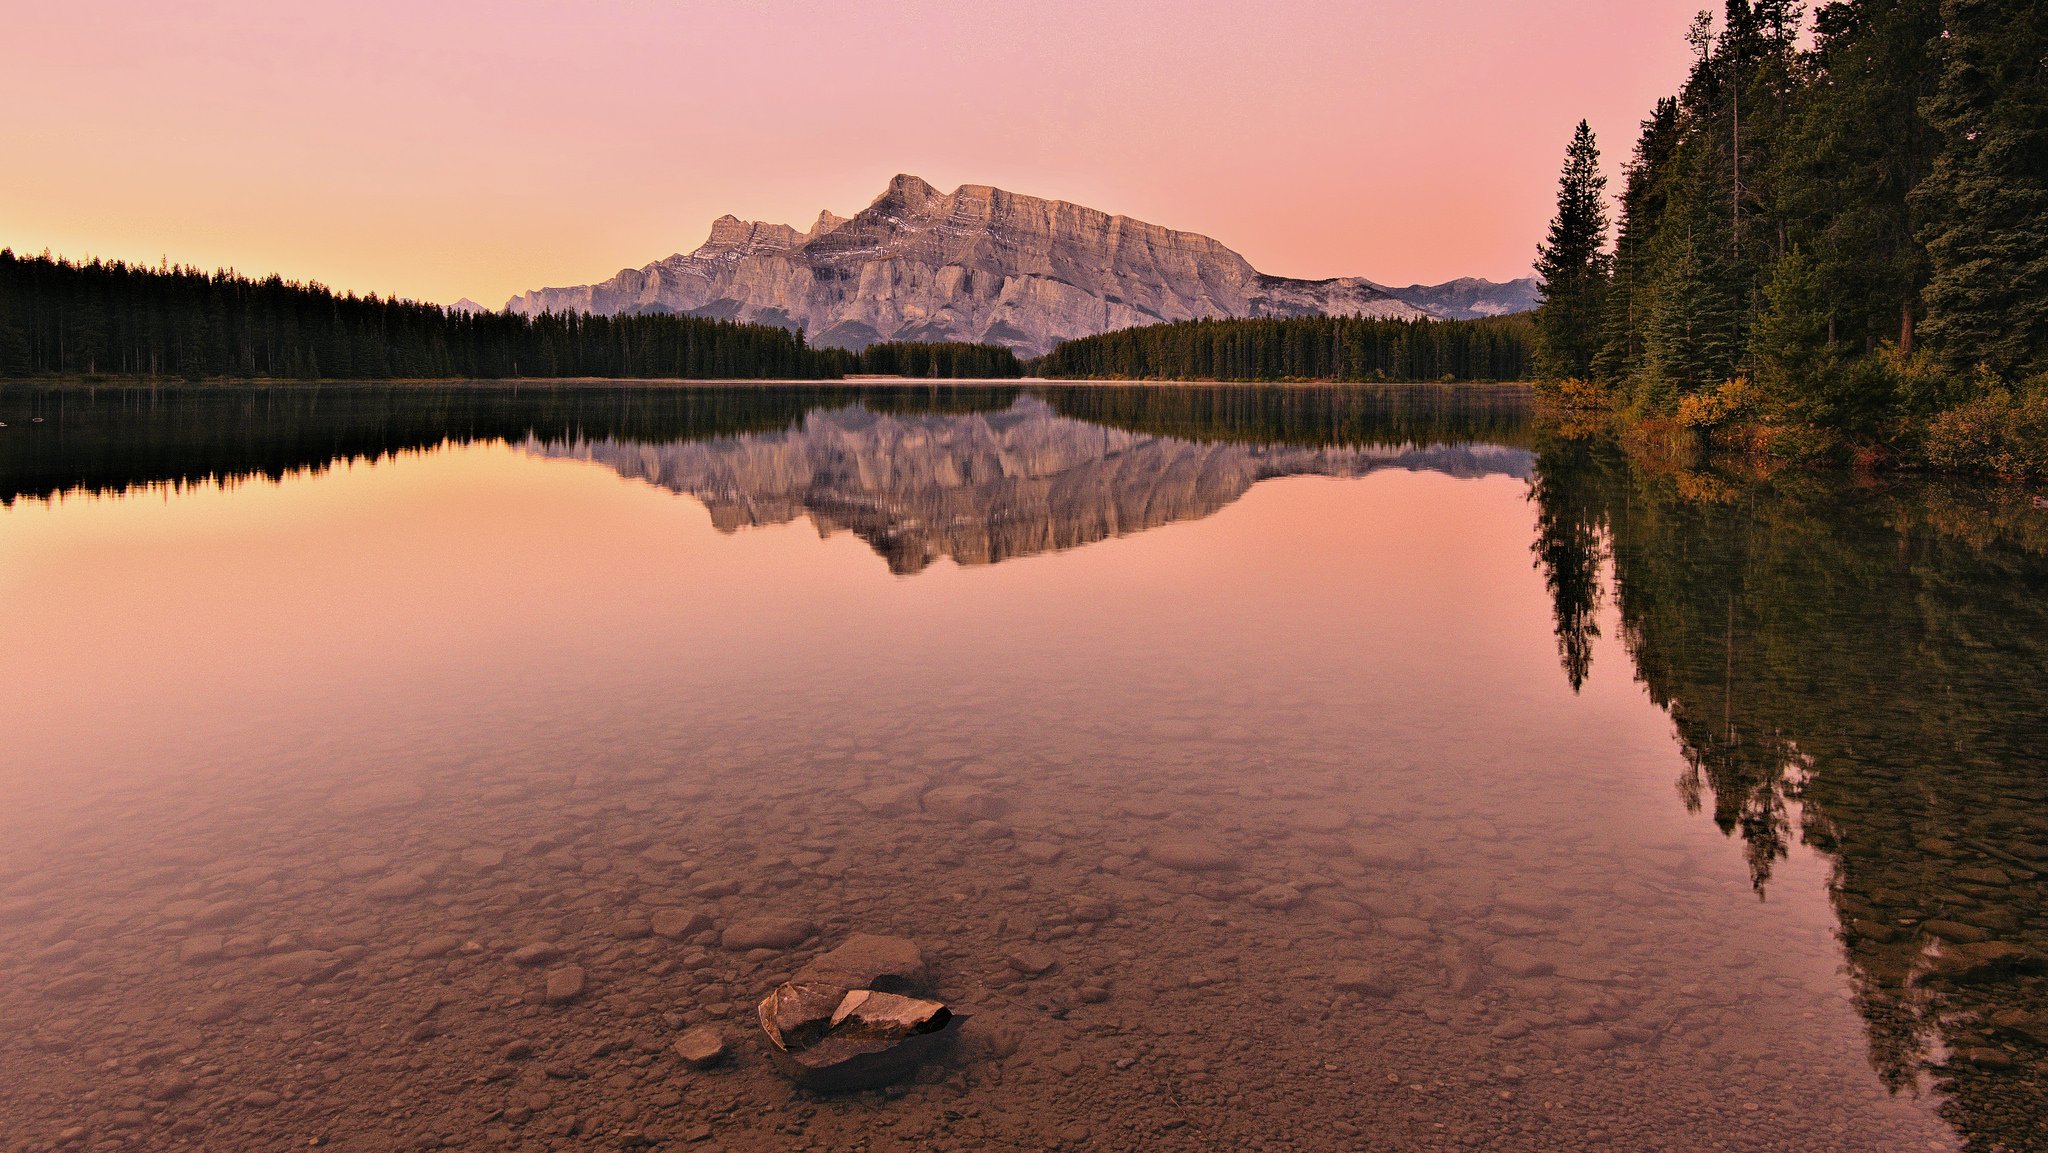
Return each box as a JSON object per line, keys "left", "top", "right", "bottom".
{"left": 1, "top": 383, "right": 2043, "bottom": 1153}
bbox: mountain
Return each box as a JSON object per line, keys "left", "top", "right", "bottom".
{"left": 526, "top": 395, "right": 1532, "bottom": 574}
{"left": 447, "top": 298, "right": 489, "bottom": 315}
{"left": 504, "top": 176, "right": 1468, "bottom": 357}
{"left": 1371, "top": 277, "right": 1542, "bottom": 321}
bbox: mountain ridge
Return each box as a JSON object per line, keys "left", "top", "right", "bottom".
{"left": 504, "top": 175, "right": 1538, "bottom": 355}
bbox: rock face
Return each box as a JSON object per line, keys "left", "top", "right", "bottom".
{"left": 504, "top": 175, "right": 1438, "bottom": 355}
{"left": 1369, "top": 276, "right": 1543, "bottom": 321}
{"left": 528, "top": 396, "right": 1534, "bottom": 575}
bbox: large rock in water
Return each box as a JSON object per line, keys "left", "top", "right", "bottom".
{"left": 757, "top": 933, "right": 953, "bottom": 1090}
{"left": 504, "top": 175, "right": 1432, "bottom": 356}
{"left": 757, "top": 982, "right": 956, "bottom": 1091}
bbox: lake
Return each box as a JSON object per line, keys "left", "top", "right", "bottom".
{"left": 1, "top": 383, "right": 2043, "bottom": 1152}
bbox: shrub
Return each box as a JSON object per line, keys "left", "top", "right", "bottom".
{"left": 1923, "top": 388, "right": 2048, "bottom": 480}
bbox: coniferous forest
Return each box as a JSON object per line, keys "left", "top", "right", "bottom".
{"left": 0, "top": 250, "right": 1021, "bottom": 381}
{"left": 1029, "top": 314, "right": 1534, "bottom": 382}
{"left": 1532, "top": 0, "right": 2048, "bottom": 478}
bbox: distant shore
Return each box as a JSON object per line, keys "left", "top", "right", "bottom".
{"left": 0, "top": 376, "right": 1535, "bottom": 390}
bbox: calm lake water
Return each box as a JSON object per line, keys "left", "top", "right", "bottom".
{"left": 1, "top": 383, "right": 2043, "bottom": 1153}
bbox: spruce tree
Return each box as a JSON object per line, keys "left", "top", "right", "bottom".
{"left": 1535, "top": 121, "right": 1612, "bottom": 381}
{"left": 1914, "top": 0, "right": 2048, "bottom": 378}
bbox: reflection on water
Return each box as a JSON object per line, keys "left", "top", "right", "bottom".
{"left": 0, "top": 383, "right": 2043, "bottom": 1152}
{"left": 531, "top": 396, "right": 1531, "bottom": 573}
{"left": 1530, "top": 440, "right": 2048, "bottom": 1147}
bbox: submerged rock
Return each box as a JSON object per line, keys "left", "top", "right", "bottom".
{"left": 794, "top": 933, "right": 927, "bottom": 993}
{"left": 721, "top": 916, "right": 816, "bottom": 951}
{"left": 1145, "top": 837, "right": 1235, "bottom": 872}
{"left": 673, "top": 1025, "right": 730, "bottom": 1069}
{"left": 758, "top": 982, "right": 956, "bottom": 1092}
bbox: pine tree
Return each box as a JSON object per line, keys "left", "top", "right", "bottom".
{"left": 1643, "top": 238, "right": 1743, "bottom": 403}
{"left": 1914, "top": 0, "right": 2048, "bottom": 378}
{"left": 1534, "top": 121, "right": 1613, "bottom": 381}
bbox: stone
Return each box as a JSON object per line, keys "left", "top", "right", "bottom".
{"left": 460, "top": 847, "right": 507, "bottom": 870}
{"left": 1005, "top": 947, "right": 1058, "bottom": 977}
{"left": 188, "top": 994, "right": 243, "bottom": 1024}
{"left": 1925, "top": 941, "right": 2039, "bottom": 985}
{"left": 40, "top": 973, "right": 105, "bottom": 999}
{"left": 1247, "top": 884, "right": 1302, "bottom": 911}
{"left": 852, "top": 784, "right": 925, "bottom": 817}
{"left": 261, "top": 950, "right": 337, "bottom": 983}
{"left": 758, "top": 982, "right": 956, "bottom": 1092}
{"left": 651, "top": 909, "right": 712, "bottom": 940}
{"left": 179, "top": 935, "right": 226, "bottom": 965}
{"left": 1923, "top": 919, "right": 1993, "bottom": 944}
{"left": 544, "top": 966, "right": 587, "bottom": 1004}
{"left": 1070, "top": 897, "right": 1115, "bottom": 923}
{"left": 721, "top": 917, "right": 816, "bottom": 951}
{"left": 1016, "top": 841, "right": 1065, "bottom": 865}
{"left": 410, "top": 935, "right": 465, "bottom": 959}
{"left": 1490, "top": 947, "right": 1556, "bottom": 978}
{"left": 510, "top": 943, "right": 565, "bottom": 967}
{"left": 923, "top": 785, "right": 1003, "bottom": 821}
{"left": 366, "top": 872, "right": 430, "bottom": 900}
{"left": 794, "top": 934, "right": 927, "bottom": 993}
{"left": 1144, "top": 837, "right": 1235, "bottom": 873}
{"left": 1332, "top": 966, "right": 1393, "bottom": 998}
{"left": 672, "top": 1025, "right": 729, "bottom": 1069}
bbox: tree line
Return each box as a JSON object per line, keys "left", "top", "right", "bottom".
{"left": 1532, "top": 0, "right": 2047, "bottom": 478}
{"left": 1030, "top": 314, "right": 1534, "bottom": 382}
{"left": 0, "top": 249, "right": 1021, "bottom": 381}
{"left": 851, "top": 340, "right": 1022, "bottom": 378}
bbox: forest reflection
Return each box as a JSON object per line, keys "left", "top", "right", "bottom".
{"left": 1528, "top": 436, "right": 2048, "bottom": 1147}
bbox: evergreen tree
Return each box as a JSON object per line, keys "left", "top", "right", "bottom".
{"left": 1914, "top": 0, "right": 2048, "bottom": 377}
{"left": 1534, "top": 121, "right": 1612, "bottom": 381}
{"left": 1643, "top": 238, "right": 1743, "bottom": 402}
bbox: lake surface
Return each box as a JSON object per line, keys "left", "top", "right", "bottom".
{"left": 1, "top": 383, "right": 2043, "bottom": 1153}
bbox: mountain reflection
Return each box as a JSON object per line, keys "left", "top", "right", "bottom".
{"left": 1529, "top": 439, "right": 2048, "bottom": 1148}
{"left": 530, "top": 394, "right": 1532, "bottom": 573}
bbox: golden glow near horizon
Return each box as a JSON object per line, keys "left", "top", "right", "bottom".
{"left": 2, "top": 1, "right": 1700, "bottom": 308}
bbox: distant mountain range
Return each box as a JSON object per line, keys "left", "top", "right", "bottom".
{"left": 499, "top": 175, "right": 1538, "bottom": 356}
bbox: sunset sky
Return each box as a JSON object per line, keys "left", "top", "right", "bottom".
{"left": 5, "top": 1, "right": 1703, "bottom": 308}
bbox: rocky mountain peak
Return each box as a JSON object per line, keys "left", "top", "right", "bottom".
{"left": 503, "top": 176, "right": 1536, "bottom": 354}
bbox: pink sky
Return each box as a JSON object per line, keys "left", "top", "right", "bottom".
{"left": 4, "top": 1, "right": 1703, "bottom": 308}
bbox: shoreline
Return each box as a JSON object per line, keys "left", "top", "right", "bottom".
{"left": 0, "top": 376, "right": 1536, "bottom": 390}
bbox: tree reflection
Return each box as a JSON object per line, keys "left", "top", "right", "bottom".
{"left": 1529, "top": 434, "right": 2048, "bottom": 1149}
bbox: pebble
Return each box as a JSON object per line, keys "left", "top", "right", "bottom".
{"left": 672, "top": 1025, "right": 729, "bottom": 1068}
{"left": 852, "top": 784, "right": 925, "bottom": 817}
{"left": 178, "top": 934, "right": 226, "bottom": 964}
{"left": 1144, "top": 837, "right": 1236, "bottom": 872}
{"left": 1006, "top": 946, "right": 1058, "bottom": 976}
{"left": 410, "top": 934, "right": 465, "bottom": 959}
{"left": 1332, "top": 966, "right": 1393, "bottom": 998}
{"left": 652, "top": 909, "right": 712, "bottom": 939}
{"left": 924, "top": 785, "right": 1003, "bottom": 821}
{"left": 365, "top": 871, "right": 430, "bottom": 900}
{"left": 720, "top": 917, "right": 815, "bottom": 951}
{"left": 544, "top": 966, "right": 588, "bottom": 1004}
{"left": 510, "top": 943, "right": 565, "bottom": 967}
